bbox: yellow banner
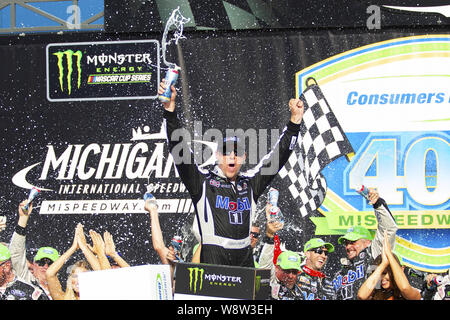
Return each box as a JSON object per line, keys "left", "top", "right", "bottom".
{"left": 312, "top": 210, "right": 450, "bottom": 234}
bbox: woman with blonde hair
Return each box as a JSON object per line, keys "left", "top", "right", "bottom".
{"left": 45, "top": 223, "right": 106, "bottom": 300}
{"left": 61, "top": 260, "right": 92, "bottom": 300}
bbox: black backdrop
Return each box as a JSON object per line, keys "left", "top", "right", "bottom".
{"left": 105, "top": 0, "right": 450, "bottom": 31}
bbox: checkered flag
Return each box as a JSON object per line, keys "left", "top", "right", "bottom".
{"left": 278, "top": 79, "right": 354, "bottom": 217}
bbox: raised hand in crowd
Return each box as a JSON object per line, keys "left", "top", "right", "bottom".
{"left": 17, "top": 199, "right": 32, "bottom": 228}
{"left": 382, "top": 234, "right": 421, "bottom": 300}
{"left": 358, "top": 232, "right": 421, "bottom": 300}
{"left": 166, "top": 245, "right": 177, "bottom": 264}
{"left": 75, "top": 223, "right": 101, "bottom": 271}
{"left": 367, "top": 187, "right": 380, "bottom": 205}
{"left": 46, "top": 223, "right": 96, "bottom": 300}
{"left": 9, "top": 200, "right": 59, "bottom": 299}
{"left": 258, "top": 203, "right": 285, "bottom": 270}
{"left": 104, "top": 231, "right": 129, "bottom": 268}
{"left": 265, "top": 203, "right": 285, "bottom": 233}
{"left": 87, "top": 229, "right": 111, "bottom": 270}
{"left": 145, "top": 195, "right": 172, "bottom": 265}
{"left": 144, "top": 194, "right": 178, "bottom": 288}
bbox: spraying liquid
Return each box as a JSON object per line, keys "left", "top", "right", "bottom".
{"left": 158, "top": 7, "right": 189, "bottom": 103}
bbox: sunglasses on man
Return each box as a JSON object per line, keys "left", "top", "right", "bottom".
{"left": 342, "top": 239, "right": 357, "bottom": 246}
{"left": 250, "top": 232, "right": 260, "bottom": 238}
{"left": 220, "top": 144, "right": 246, "bottom": 157}
{"left": 310, "top": 248, "right": 329, "bottom": 256}
{"left": 35, "top": 258, "right": 54, "bottom": 267}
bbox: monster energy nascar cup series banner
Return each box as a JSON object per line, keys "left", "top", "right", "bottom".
{"left": 46, "top": 40, "right": 160, "bottom": 101}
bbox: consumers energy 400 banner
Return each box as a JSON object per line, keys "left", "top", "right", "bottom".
{"left": 296, "top": 35, "right": 450, "bottom": 273}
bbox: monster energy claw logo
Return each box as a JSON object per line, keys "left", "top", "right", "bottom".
{"left": 188, "top": 267, "right": 204, "bottom": 293}
{"left": 53, "top": 50, "right": 82, "bottom": 95}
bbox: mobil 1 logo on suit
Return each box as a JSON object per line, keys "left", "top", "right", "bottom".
{"left": 215, "top": 195, "right": 251, "bottom": 225}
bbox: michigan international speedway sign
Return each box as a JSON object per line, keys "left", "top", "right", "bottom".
{"left": 0, "top": 29, "right": 448, "bottom": 275}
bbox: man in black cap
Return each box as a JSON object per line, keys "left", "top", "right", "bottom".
{"left": 158, "top": 81, "right": 304, "bottom": 267}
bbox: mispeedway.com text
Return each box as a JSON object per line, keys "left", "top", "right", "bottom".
{"left": 177, "top": 304, "right": 272, "bottom": 317}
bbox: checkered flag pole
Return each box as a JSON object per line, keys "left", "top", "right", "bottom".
{"left": 278, "top": 78, "right": 354, "bottom": 217}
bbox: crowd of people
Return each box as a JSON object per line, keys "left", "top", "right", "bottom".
{"left": 0, "top": 189, "right": 447, "bottom": 301}
{"left": 0, "top": 80, "right": 447, "bottom": 300}
{"left": 251, "top": 190, "right": 447, "bottom": 301}
{"left": 0, "top": 200, "right": 129, "bottom": 300}
{"left": 156, "top": 80, "right": 448, "bottom": 300}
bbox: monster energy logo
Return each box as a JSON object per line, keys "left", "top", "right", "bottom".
{"left": 53, "top": 50, "right": 82, "bottom": 95}
{"left": 188, "top": 267, "right": 204, "bottom": 293}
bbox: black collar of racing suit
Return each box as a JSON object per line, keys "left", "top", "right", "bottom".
{"left": 211, "top": 165, "right": 246, "bottom": 182}
{"left": 302, "top": 265, "right": 326, "bottom": 278}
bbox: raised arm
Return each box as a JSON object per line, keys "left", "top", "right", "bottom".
{"left": 289, "top": 98, "right": 305, "bottom": 125}
{"left": 357, "top": 249, "right": 389, "bottom": 300}
{"left": 76, "top": 224, "right": 101, "bottom": 271}
{"left": 247, "top": 99, "right": 303, "bottom": 200}
{"left": 159, "top": 81, "right": 204, "bottom": 200}
{"left": 45, "top": 226, "right": 78, "bottom": 300}
{"left": 369, "top": 188, "right": 398, "bottom": 260}
{"left": 383, "top": 234, "right": 421, "bottom": 300}
{"left": 258, "top": 204, "right": 284, "bottom": 269}
{"left": 145, "top": 198, "right": 170, "bottom": 265}
{"left": 9, "top": 200, "right": 35, "bottom": 282}
{"left": 104, "top": 231, "right": 130, "bottom": 268}
{"left": 159, "top": 80, "right": 176, "bottom": 113}
{"left": 88, "top": 230, "right": 111, "bottom": 270}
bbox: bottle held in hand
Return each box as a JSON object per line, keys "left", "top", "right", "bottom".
{"left": 268, "top": 188, "right": 284, "bottom": 224}
{"left": 144, "top": 191, "right": 158, "bottom": 208}
{"left": 171, "top": 235, "right": 183, "bottom": 262}
{"left": 158, "top": 67, "right": 180, "bottom": 102}
{"left": 22, "top": 187, "right": 40, "bottom": 214}
{"left": 356, "top": 185, "right": 370, "bottom": 201}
